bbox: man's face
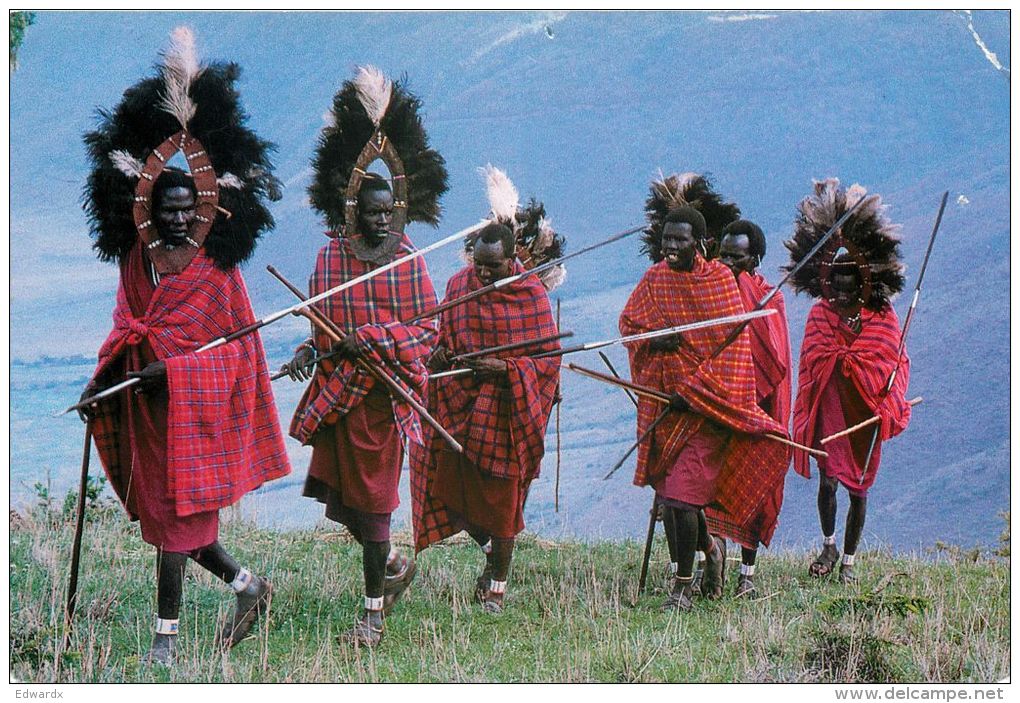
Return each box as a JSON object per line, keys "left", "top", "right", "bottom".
{"left": 357, "top": 187, "right": 394, "bottom": 245}
{"left": 829, "top": 269, "right": 863, "bottom": 313}
{"left": 155, "top": 186, "right": 197, "bottom": 246}
{"left": 719, "top": 233, "right": 756, "bottom": 276}
{"left": 661, "top": 221, "right": 697, "bottom": 272}
{"left": 472, "top": 240, "right": 513, "bottom": 285}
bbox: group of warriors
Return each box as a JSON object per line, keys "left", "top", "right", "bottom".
{"left": 72, "top": 30, "right": 915, "bottom": 664}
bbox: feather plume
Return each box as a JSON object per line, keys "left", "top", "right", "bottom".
{"left": 354, "top": 65, "right": 392, "bottom": 127}
{"left": 481, "top": 164, "right": 519, "bottom": 225}
{"left": 539, "top": 264, "right": 567, "bottom": 292}
{"left": 158, "top": 26, "right": 202, "bottom": 129}
{"left": 217, "top": 172, "right": 244, "bottom": 189}
{"left": 109, "top": 150, "right": 145, "bottom": 179}
{"left": 535, "top": 216, "right": 554, "bottom": 253}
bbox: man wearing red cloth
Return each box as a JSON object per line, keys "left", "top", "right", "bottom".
{"left": 709, "top": 220, "right": 792, "bottom": 598}
{"left": 409, "top": 223, "right": 561, "bottom": 613}
{"left": 792, "top": 258, "right": 911, "bottom": 583}
{"left": 620, "top": 207, "right": 789, "bottom": 612}
{"left": 82, "top": 171, "right": 290, "bottom": 665}
{"left": 285, "top": 175, "right": 438, "bottom": 643}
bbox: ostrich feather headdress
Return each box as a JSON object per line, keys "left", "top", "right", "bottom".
{"left": 83, "top": 26, "right": 282, "bottom": 273}
{"left": 782, "top": 178, "right": 905, "bottom": 311}
{"left": 641, "top": 171, "right": 740, "bottom": 262}
{"left": 463, "top": 165, "right": 567, "bottom": 291}
{"left": 309, "top": 65, "right": 448, "bottom": 236}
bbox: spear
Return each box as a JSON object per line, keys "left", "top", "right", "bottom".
{"left": 599, "top": 351, "right": 638, "bottom": 408}
{"left": 821, "top": 397, "right": 923, "bottom": 445}
{"left": 407, "top": 223, "right": 646, "bottom": 324}
{"left": 447, "top": 330, "right": 574, "bottom": 363}
{"left": 58, "top": 220, "right": 488, "bottom": 416}
{"left": 431, "top": 309, "right": 777, "bottom": 380}
{"left": 704, "top": 193, "right": 870, "bottom": 363}
{"left": 266, "top": 265, "right": 463, "bottom": 454}
{"left": 857, "top": 191, "right": 948, "bottom": 484}
{"left": 63, "top": 425, "right": 93, "bottom": 649}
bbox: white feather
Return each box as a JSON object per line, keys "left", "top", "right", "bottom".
{"left": 159, "top": 26, "right": 202, "bottom": 129}
{"left": 354, "top": 65, "right": 392, "bottom": 126}
{"left": 535, "top": 216, "right": 554, "bottom": 252}
{"left": 480, "top": 164, "right": 519, "bottom": 224}
{"left": 539, "top": 265, "right": 567, "bottom": 292}
{"left": 217, "top": 172, "right": 244, "bottom": 189}
{"left": 109, "top": 150, "right": 145, "bottom": 179}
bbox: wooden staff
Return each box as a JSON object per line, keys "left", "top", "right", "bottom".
{"left": 63, "top": 425, "right": 93, "bottom": 649}
{"left": 859, "top": 191, "right": 949, "bottom": 483}
{"left": 637, "top": 494, "right": 658, "bottom": 596}
{"left": 58, "top": 221, "right": 487, "bottom": 417}
{"left": 407, "top": 223, "right": 645, "bottom": 324}
{"left": 568, "top": 363, "right": 828, "bottom": 464}
{"left": 267, "top": 265, "right": 463, "bottom": 454}
{"left": 554, "top": 298, "right": 562, "bottom": 514}
{"left": 822, "top": 397, "right": 924, "bottom": 445}
{"left": 448, "top": 330, "right": 573, "bottom": 363}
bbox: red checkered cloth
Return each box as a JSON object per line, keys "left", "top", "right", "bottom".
{"left": 89, "top": 246, "right": 291, "bottom": 518}
{"left": 289, "top": 233, "right": 438, "bottom": 446}
{"left": 706, "top": 271, "right": 792, "bottom": 548}
{"left": 792, "top": 300, "right": 911, "bottom": 481}
{"left": 619, "top": 257, "right": 789, "bottom": 527}
{"left": 410, "top": 262, "right": 561, "bottom": 552}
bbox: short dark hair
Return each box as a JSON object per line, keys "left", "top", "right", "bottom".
{"left": 152, "top": 168, "right": 197, "bottom": 211}
{"left": 358, "top": 172, "right": 392, "bottom": 199}
{"left": 475, "top": 222, "right": 516, "bottom": 259}
{"left": 722, "top": 219, "right": 766, "bottom": 260}
{"left": 663, "top": 206, "right": 707, "bottom": 241}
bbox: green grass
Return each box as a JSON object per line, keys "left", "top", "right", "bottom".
{"left": 9, "top": 506, "right": 1010, "bottom": 683}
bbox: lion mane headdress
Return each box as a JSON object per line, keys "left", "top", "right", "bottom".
{"left": 83, "top": 26, "right": 283, "bottom": 274}
{"left": 308, "top": 65, "right": 448, "bottom": 237}
{"left": 641, "top": 171, "right": 740, "bottom": 262}
{"left": 782, "top": 177, "right": 905, "bottom": 312}
{"left": 461, "top": 165, "right": 567, "bottom": 292}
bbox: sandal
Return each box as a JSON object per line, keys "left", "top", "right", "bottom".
{"left": 809, "top": 543, "right": 840, "bottom": 578}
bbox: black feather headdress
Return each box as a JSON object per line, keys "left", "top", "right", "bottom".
{"left": 82, "top": 27, "right": 282, "bottom": 272}
{"left": 463, "top": 165, "right": 567, "bottom": 291}
{"left": 641, "top": 172, "right": 740, "bottom": 262}
{"left": 309, "top": 66, "right": 448, "bottom": 234}
{"left": 782, "top": 178, "right": 905, "bottom": 311}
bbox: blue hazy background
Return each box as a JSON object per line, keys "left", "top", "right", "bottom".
{"left": 9, "top": 10, "right": 1010, "bottom": 552}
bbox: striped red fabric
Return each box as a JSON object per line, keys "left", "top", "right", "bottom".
{"left": 411, "top": 262, "right": 561, "bottom": 552}
{"left": 706, "top": 271, "right": 792, "bottom": 548}
{"left": 619, "top": 257, "right": 789, "bottom": 527}
{"left": 90, "top": 248, "right": 290, "bottom": 518}
{"left": 792, "top": 300, "right": 911, "bottom": 481}
{"left": 289, "top": 234, "right": 438, "bottom": 446}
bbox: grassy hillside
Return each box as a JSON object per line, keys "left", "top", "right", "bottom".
{"left": 10, "top": 499, "right": 1009, "bottom": 683}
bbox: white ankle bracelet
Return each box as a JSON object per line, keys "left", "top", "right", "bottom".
{"left": 488, "top": 579, "right": 506, "bottom": 594}
{"left": 364, "top": 596, "right": 384, "bottom": 611}
{"left": 155, "top": 617, "right": 179, "bottom": 635}
{"left": 842, "top": 554, "right": 855, "bottom": 566}
{"left": 230, "top": 567, "right": 253, "bottom": 593}
{"left": 740, "top": 563, "right": 755, "bottom": 577}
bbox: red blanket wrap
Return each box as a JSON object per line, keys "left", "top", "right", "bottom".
{"left": 89, "top": 243, "right": 291, "bottom": 520}
{"left": 792, "top": 300, "right": 911, "bottom": 490}
{"left": 289, "top": 234, "right": 439, "bottom": 446}
{"left": 706, "top": 272, "right": 792, "bottom": 548}
{"left": 411, "top": 262, "right": 561, "bottom": 552}
{"left": 619, "top": 258, "right": 790, "bottom": 526}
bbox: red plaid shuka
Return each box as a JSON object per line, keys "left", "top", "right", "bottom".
{"left": 410, "top": 262, "right": 561, "bottom": 552}
{"left": 89, "top": 248, "right": 291, "bottom": 518}
{"left": 289, "top": 233, "right": 438, "bottom": 446}
{"left": 619, "top": 257, "right": 790, "bottom": 526}
{"left": 792, "top": 300, "right": 911, "bottom": 482}
{"left": 706, "top": 271, "right": 792, "bottom": 548}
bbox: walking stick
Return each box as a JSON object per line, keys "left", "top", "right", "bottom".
{"left": 554, "top": 298, "right": 561, "bottom": 513}
{"left": 64, "top": 425, "right": 93, "bottom": 648}
{"left": 637, "top": 494, "right": 658, "bottom": 596}
{"left": 858, "top": 191, "right": 948, "bottom": 484}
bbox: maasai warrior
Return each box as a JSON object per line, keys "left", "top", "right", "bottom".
{"left": 784, "top": 178, "right": 911, "bottom": 584}
{"left": 282, "top": 67, "right": 447, "bottom": 646}
{"left": 621, "top": 207, "right": 789, "bottom": 611}
{"left": 708, "top": 220, "right": 792, "bottom": 597}
{"left": 642, "top": 173, "right": 741, "bottom": 597}
{"left": 410, "top": 167, "right": 564, "bottom": 613}
{"left": 78, "top": 29, "right": 289, "bottom": 665}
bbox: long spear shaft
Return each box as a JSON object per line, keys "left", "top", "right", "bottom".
{"left": 407, "top": 223, "right": 645, "bottom": 324}
{"left": 637, "top": 495, "right": 658, "bottom": 596}
{"left": 64, "top": 425, "right": 93, "bottom": 649}
{"left": 598, "top": 351, "right": 638, "bottom": 408}
{"left": 266, "top": 265, "right": 463, "bottom": 454}
{"left": 431, "top": 310, "right": 777, "bottom": 380}
{"left": 705, "top": 194, "right": 870, "bottom": 363}
{"left": 603, "top": 408, "right": 671, "bottom": 481}
{"left": 58, "top": 221, "right": 487, "bottom": 416}
{"left": 821, "top": 396, "right": 923, "bottom": 445}
{"left": 858, "top": 191, "right": 949, "bottom": 483}
{"left": 448, "top": 330, "right": 574, "bottom": 363}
